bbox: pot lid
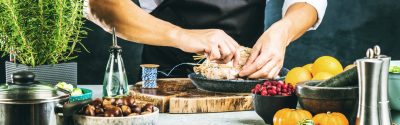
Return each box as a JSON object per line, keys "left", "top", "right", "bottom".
{"left": 0, "top": 71, "right": 69, "bottom": 104}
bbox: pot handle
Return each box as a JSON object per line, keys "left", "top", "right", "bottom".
{"left": 11, "top": 71, "right": 36, "bottom": 85}
{"left": 55, "top": 103, "right": 64, "bottom": 114}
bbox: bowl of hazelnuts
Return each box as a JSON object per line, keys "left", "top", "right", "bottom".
{"left": 73, "top": 96, "right": 159, "bottom": 125}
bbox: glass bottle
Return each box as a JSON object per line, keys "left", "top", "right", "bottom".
{"left": 102, "top": 28, "right": 128, "bottom": 97}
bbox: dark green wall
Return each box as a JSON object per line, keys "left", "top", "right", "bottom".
{"left": 1, "top": 0, "right": 400, "bottom": 84}
{"left": 265, "top": 0, "right": 400, "bottom": 69}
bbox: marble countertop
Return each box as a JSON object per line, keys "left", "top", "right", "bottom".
{"left": 78, "top": 85, "right": 267, "bottom": 125}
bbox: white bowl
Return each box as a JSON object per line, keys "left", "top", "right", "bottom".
{"left": 73, "top": 107, "right": 159, "bottom": 125}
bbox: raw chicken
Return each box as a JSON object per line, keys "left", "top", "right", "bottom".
{"left": 193, "top": 46, "right": 252, "bottom": 80}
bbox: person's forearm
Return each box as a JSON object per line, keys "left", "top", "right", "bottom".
{"left": 277, "top": 2, "right": 318, "bottom": 46}
{"left": 88, "top": 0, "right": 181, "bottom": 47}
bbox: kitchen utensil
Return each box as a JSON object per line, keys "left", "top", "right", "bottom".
{"left": 102, "top": 27, "right": 129, "bottom": 97}
{"left": 73, "top": 107, "right": 159, "bottom": 125}
{"left": 355, "top": 45, "right": 392, "bottom": 125}
{"left": 356, "top": 58, "right": 382, "bottom": 125}
{"left": 0, "top": 71, "right": 70, "bottom": 125}
{"left": 376, "top": 57, "right": 392, "bottom": 125}
{"left": 315, "top": 66, "right": 358, "bottom": 87}
{"left": 296, "top": 80, "right": 358, "bottom": 122}
{"left": 188, "top": 68, "right": 288, "bottom": 93}
{"left": 140, "top": 64, "right": 159, "bottom": 88}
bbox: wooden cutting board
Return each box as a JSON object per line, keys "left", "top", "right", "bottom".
{"left": 129, "top": 78, "right": 254, "bottom": 113}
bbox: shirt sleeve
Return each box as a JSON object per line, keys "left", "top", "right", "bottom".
{"left": 139, "top": 0, "right": 164, "bottom": 13}
{"left": 282, "top": 0, "right": 328, "bottom": 30}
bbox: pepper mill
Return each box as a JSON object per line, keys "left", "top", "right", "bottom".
{"left": 356, "top": 45, "right": 392, "bottom": 125}
{"left": 374, "top": 46, "right": 392, "bottom": 125}
{"left": 356, "top": 57, "right": 383, "bottom": 125}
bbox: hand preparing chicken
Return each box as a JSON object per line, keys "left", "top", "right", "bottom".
{"left": 193, "top": 46, "right": 252, "bottom": 80}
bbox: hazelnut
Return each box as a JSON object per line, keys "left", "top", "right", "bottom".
{"left": 104, "top": 110, "right": 115, "bottom": 117}
{"left": 94, "top": 108, "right": 104, "bottom": 114}
{"left": 124, "top": 96, "right": 136, "bottom": 107}
{"left": 84, "top": 105, "right": 95, "bottom": 116}
{"left": 90, "top": 98, "right": 103, "bottom": 106}
{"left": 103, "top": 98, "right": 116, "bottom": 105}
{"left": 130, "top": 105, "right": 141, "bottom": 114}
{"left": 141, "top": 103, "right": 154, "bottom": 112}
{"left": 106, "top": 106, "right": 123, "bottom": 117}
{"left": 103, "top": 104, "right": 115, "bottom": 111}
{"left": 121, "top": 105, "right": 132, "bottom": 116}
{"left": 115, "top": 98, "right": 124, "bottom": 106}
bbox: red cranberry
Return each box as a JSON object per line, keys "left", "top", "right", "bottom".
{"left": 261, "top": 86, "right": 267, "bottom": 91}
{"left": 282, "top": 84, "right": 288, "bottom": 89}
{"left": 282, "top": 89, "right": 287, "bottom": 93}
{"left": 263, "top": 81, "right": 271, "bottom": 86}
{"left": 268, "top": 90, "right": 277, "bottom": 95}
{"left": 277, "top": 84, "right": 282, "bottom": 89}
{"left": 255, "top": 84, "right": 261, "bottom": 89}
{"left": 261, "top": 91, "right": 268, "bottom": 96}
{"left": 255, "top": 88, "right": 261, "bottom": 94}
{"left": 276, "top": 88, "right": 281, "bottom": 93}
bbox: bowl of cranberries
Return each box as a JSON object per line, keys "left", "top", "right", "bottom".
{"left": 252, "top": 80, "right": 298, "bottom": 124}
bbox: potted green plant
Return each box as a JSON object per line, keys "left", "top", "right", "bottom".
{"left": 0, "top": 0, "right": 87, "bottom": 85}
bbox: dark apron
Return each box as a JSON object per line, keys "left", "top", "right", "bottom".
{"left": 142, "top": 0, "right": 266, "bottom": 77}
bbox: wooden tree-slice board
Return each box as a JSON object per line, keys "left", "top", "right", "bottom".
{"left": 130, "top": 78, "right": 254, "bottom": 113}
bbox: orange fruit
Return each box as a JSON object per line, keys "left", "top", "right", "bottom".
{"left": 344, "top": 64, "right": 356, "bottom": 71}
{"left": 302, "top": 64, "right": 313, "bottom": 73}
{"left": 285, "top": 67, "right": 312, "bottom": 86}
{"left": 311, "top": 56, "right": 343, "bottom": 76}
{"left": 312, "top": 72, "right": 334, "bottom": 80}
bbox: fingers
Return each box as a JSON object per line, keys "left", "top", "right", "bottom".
{"left": 247, "top": 58, "right": 276, "bottom": 78}
{"left": 223, "top": 36, "right": 239, "bottom": 63}
{"left": 218, "top": 41, "right": 233, "bottom": 63}
{"left": 209, "top": 43, "right": 221, "bottom": 60}
{"left": 243, "top": 43, "right": 261, "bottom": 69}
{"left": 268, "top": 66, "right": 281, "bottom": 79}
{"left": 233, "top": 50, "right": 240, "bottom": 67}
{"left": 210, "top": 30, "right": 239, "bottom": 63}
{"left": 239, "top": 52, "right": 270, "bottom": 77}
{"left": 224, "top": 35, "right": 240, "bottom": 66}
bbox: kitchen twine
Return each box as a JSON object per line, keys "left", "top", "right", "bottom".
{"left": 140, "top": 58, "right": 205, "bottom": 88}
{"left": 140, "top": 64, "right": 159, "bottom": 88}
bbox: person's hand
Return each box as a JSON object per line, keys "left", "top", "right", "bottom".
{"left": 172, "top": 29, "right": 240, "bottom": 64}
{"left": 239, "top": 20, "right": 293, "bottom": 79}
